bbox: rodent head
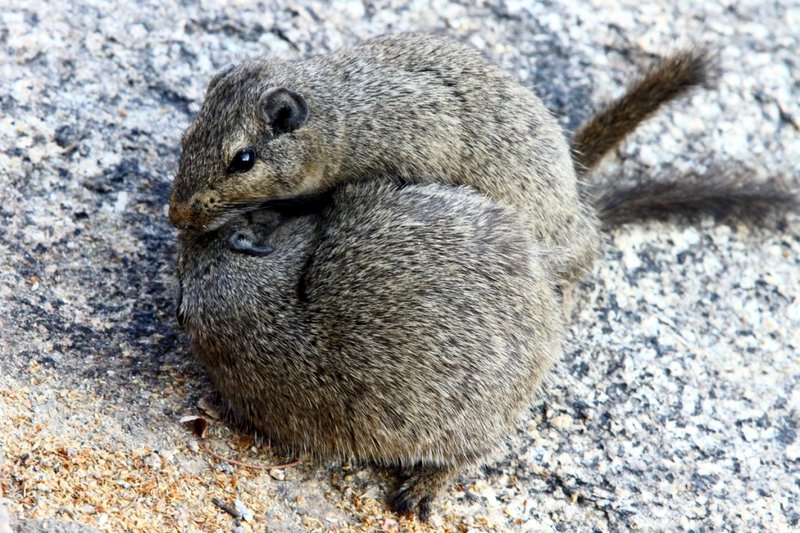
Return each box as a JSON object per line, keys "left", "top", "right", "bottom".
{"left": 170, "top": 62, "right": 327, "bottom": 231}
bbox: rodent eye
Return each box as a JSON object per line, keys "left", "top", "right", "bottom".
{"left": 227, "top": 148, "right": 256, "bottom": 173}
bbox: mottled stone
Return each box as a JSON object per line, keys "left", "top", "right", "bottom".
{"left": 1, "top": 0, "right": 798, "bottom": 531}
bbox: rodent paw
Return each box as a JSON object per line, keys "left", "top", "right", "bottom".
{"left": 389, "top": 464, "right": 453, "bottom": 522}
{"left": 390, "top": 488, "right": 433, "bottom": 522}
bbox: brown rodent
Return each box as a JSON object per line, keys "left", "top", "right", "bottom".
{"left": 169, "top": 33, "right": 708, "bottom": 283}
{"left": 176, "top": 181, "right": 565, "bottom": 521}
{"left": 175, "top": 173, "right": 797, "bottom": 520}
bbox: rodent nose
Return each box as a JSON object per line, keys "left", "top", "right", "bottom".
{"left": 168, "top": 202, "right": 192, "bottom": 230}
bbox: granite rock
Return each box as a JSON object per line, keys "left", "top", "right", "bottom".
{"left": 1, "top": 0, "right": 798, "bottom": 531}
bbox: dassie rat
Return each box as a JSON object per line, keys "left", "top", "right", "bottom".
{"left": 169, "top": 33, "right": 709, "bottom": 283}
{"left": 176, "top": 182, "right": 566, "bottom": 521}
{"left": 175, "top": 174, "right": 797, "bottom": 520}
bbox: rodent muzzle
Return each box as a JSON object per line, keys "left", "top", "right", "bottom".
{"left": 168, "top": 202, "right": 196, "bottom": 230}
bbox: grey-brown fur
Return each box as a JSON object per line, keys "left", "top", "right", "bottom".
{"left": 572, "top": 48, "right": 712, "bottom": 174}
{"left": 589, "top": 167, "right": 799, "bottom": 228}
{"left": 171, "top": 33, "right": 799, "bottom": 521}
{"left": 170, "top": 32, "right": 600, "bottom": 282}
{"left": 175, "top": 182, "right": 564, "bottom": 520}
{"left": 175, "top": 173, "right": 798, "bottom": 520}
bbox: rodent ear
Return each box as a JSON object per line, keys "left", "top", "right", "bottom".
{"left": 206, "top": 64, "right": 235, "bottom": 94}
{"left": 260, "top": 87, "right": 309, "bottom": 136}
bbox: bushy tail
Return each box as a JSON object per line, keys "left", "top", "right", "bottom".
{"left": 572, "top": 49, "right": 712, "bottom": 175}
{"left": 586, "top": 167, "right": 799, "bottom": 228}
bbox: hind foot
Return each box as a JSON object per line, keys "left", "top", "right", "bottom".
{"left": 390, "top": 464, "right": 455, "bottom": 521}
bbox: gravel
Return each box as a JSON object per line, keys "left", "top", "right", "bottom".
{"left": 1, "top": 0, "right": 798, "bottom": 531}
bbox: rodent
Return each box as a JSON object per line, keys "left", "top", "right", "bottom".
{"left": 168, "top": 33, "right": 708, "bottom": 283}
{"left": 176, "top": 181, "right": 566, "bottom": 521}
{"left": 175, "top": 175, "right": 798, "bottom": 521}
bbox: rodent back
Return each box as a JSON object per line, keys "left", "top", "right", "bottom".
{"left": 170, "top": 33, "right": 586, "bottom": 240}
{"left": 311, "top": 34, "right": 578, "bottom": 204}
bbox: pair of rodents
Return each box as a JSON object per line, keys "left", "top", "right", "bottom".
{"left": 171, "top": 33, "right": 797, "bottom": 520}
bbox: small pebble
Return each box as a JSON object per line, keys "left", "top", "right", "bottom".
{"left": 234, "top": 499, "right": 254, "bottom": 522}
{"left": 143, "top": 453, "right": 162, "bottom": 470}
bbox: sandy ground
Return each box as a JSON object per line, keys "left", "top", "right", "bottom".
{"left": 1, "top": 0, "right": 799, "bottom": 531}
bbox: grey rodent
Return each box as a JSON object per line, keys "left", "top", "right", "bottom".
{"left": 169, "top": 33, "right": 708, "bottom": 283}
{"left": 175, "top": 176, "right": 797, "bottom": 521}
{"left": 176, "top": 182, "right": 565, "bottom": 521}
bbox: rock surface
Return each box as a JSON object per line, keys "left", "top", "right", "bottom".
{"left": 1, "top": 0, "right": 798, "bottom": 531}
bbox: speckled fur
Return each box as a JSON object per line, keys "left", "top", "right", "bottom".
{"left": 572, "top": 48, "right": 711, "bottom": 173}
{"left": 170, "top": 32, "right": 599, "bottom": 282}
{"left": 170, "top": 35, "right": 773, "bottom": 520}
{"left": 175, "top": 182, "right": 564, "bottom": 518}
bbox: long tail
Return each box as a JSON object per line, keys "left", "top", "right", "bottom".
{"left": 572, "top": 49, "right": 712, "bottom": 175}
{"left": 586, "top": 167, "right": 799, "bottom": 228}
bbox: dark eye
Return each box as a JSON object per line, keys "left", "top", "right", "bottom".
{"left": 227, "top": 148, "right": 256, "bottom": 173}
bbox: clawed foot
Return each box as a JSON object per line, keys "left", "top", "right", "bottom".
{"left": 390, "top": 464, "right": 454, "bottom": 521}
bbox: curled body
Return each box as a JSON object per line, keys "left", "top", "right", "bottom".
{"left": 176, "top": 181, "right": 564, "bottom": 519}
